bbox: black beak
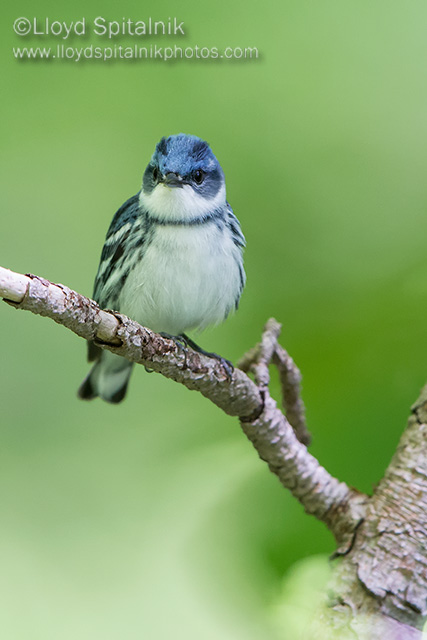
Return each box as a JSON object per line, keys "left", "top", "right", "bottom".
{"left": 163, "top": 172, "right": 183, "bottom": 188}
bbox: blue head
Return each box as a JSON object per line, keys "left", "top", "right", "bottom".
{"left": 142, "top": 135, "right": 225, "bottom": 212}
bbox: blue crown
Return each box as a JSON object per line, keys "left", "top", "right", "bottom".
{"left": 152, "top": 134, "right": 219, "bottom": 176}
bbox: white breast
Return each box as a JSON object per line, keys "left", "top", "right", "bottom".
{"left": 120, "top": 222, "right": 242, "bottom": 336}
{"left": 141, "top": 183, "right": 227, "bottom": 223}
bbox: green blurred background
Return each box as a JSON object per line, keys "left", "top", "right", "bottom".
{"left": 2, "top": 1, "right": 427, "bottom": 637}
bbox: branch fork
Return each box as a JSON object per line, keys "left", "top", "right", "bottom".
{"left": 3, "top": 264, "right": 427, "bottom": 634}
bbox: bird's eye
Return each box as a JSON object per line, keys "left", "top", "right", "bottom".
{"left": 152, "top": 166, "right": 159, "bottom": 182}
{"left": 194, "top": 169, "right": 205, "bottom": 185}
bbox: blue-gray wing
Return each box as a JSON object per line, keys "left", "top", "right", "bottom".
{"left": 224, "top": 202, "right": 246, "bottom": 308}
{"left": 225, "top": 201, "right": 246, "bottom": 249}
{"left": 88, "top": 194, "right": 148, "bottom": 362}
{"left": 93, "top": 194, "right": 143, "bottom": 309}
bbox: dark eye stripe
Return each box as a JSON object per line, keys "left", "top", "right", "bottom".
{"left": 190, "top": 167, "right": 223, "bottom": 198}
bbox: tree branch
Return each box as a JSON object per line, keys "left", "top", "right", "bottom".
{"left": 238, "top": 317, "right": 311, "bottom": 445}
{"left": 0, "top": 267, "right": 262, "bottom": 420}
{"left": 324, "top": 386, "right": 427, "bottom": 637}
{"left": 0, "top": 265, "right": 365, "bottom": 549}
{"left": 4, "top": 265, "right": 427, "bottom": 635}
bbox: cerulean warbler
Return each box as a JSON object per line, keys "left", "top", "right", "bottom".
{"left": 78, "top": 134, "right": 246, "bottom": 403}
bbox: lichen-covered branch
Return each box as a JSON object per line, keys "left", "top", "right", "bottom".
{"left": 0, "top": 265, "right": 364, "bottom": 547}
{"left": 3, "top": 264, "right": 427, "bottom": 636}
{"left": 0, "top": 268, "right": 262, "bottom": 420}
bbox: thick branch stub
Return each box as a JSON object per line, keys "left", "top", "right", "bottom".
{"left": 349, "top": 386, "right": 427, "bottom": 628}
{"left": 324, "top": 385, "right": 427, "bottom": 635}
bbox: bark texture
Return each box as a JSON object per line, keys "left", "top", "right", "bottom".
{"left": 323, "top": 387, "right": 427, "bottom": 638}
{"left": 1, "top": 265, "right": 427, "bottom": 638}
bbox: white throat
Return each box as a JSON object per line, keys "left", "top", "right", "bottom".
{"left": 140, "top": 183, "right": 226, "bottom": 222}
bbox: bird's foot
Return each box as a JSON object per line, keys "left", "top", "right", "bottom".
{"left": 159, "top": 332, "right": 189, "bottom": 369}
{"left": 180, "top": 334, "right": 234, "bottom": 381}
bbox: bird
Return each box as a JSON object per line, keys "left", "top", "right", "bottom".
{"left": 78, "top": 133, "right": 246, "bottom": 404}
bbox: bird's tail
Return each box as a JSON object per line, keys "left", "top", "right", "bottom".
{"left": 78, "top": 350, "right": 134, "bottom": 404}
